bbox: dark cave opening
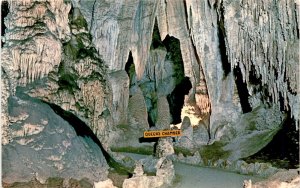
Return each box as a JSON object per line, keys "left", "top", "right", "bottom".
{"left": 160, "top": 32, "right": 190, "bottom": 125}
{"left": 125, "top": 51, "right": 135, "bottom": 86}
{"left": 162, "top": 35, "right": 185, "bottom": 85}
{"left": 244, "top": 115, "right": 299, "bottom": 169}
{"left": 147, "top": 21, "right": 191, "bottom": 126}
{"left": 1, "top": 1, "right": 9, "bottom": 47}
{"left": 151, "top": 18, "right": 164, "bottom": 50}
{"left": 44, "top": 102, "right": 132, "bottom": 175}
{"left": 167, "top": 77, "right": 192, "bottom": 124}
{"left": 217, "top": 2, "right": 231, "bottom": 77}
{"left": 233, "top": 65, "right": 252, "bottom": 113}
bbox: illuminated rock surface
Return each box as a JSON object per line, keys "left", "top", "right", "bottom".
{"left": 1, "top": 0, "right": 299, "bottom": 187}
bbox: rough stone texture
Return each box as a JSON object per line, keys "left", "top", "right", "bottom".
{"left": 175, "top": 151, "right": 203, "bottom": 165}
{"left": 2, "top": 0, "right": 299, "bottom": 185}
{"left": 193, "top": 119, "right": 210, "bottom": 145}
{"left": 223, "top": 105, "right": 286, "bottom": 160}
{"left": 94, "top": 179, "right": 117, "bottom": 188}
{"left": 175, "top": 116, "right": 195, "bottom": 149}
{"left": 71, "top": 0, "right": 158, "bottom": 79}
{"left": 108, "top": 70, "right": 129, "bottom": 126}
{"left": 244, "top": 169, "right": 300, "bottom": 188}
{"left": 122, "top": 157, "right": 175, "bottom": 188}
{"left": 155, "top": 96, "right": 171, "bottom": 130}
{"left": 21, "top": 4, "right": 113, "bottom": 149}
{"left": 223, "top": 0, "right": 300, "bottom": 127}
{"left": 2, "top": 93, "right": 108, "bottom": 184}
{"left": 128, "top": 87, "right": 149, "bottom": 130}
{"left": 3, "top": 177, "right": 94, "bottom": 188}
{"left": 155, "top": 157, "right": 175, "bottom": 185}
{"left": 1, "top": 71, "right": 11, "bottom": 145}
{"left": 72, "top": 0, "right": 298, "bottom": 145}
{"left": 122, "top": 175, "right": 163, "bottom": 188}
{"left": 155, "top": 137, "right": 175, "bottom": 158}
{"left": 2, "top": 0, "right": 70, "bottom": 93}
{"left": 133, "top": 161, "right": 144, "bottom": 177}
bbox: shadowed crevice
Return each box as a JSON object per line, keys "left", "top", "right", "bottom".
{"left": 1, "top": 1, "right": 9, "bottom": 47}
{"left": 217, "top": 1, "right": 231, "bottom": 77}
{"left": 244, "top": 115, "right": 299, "bottom": 169}
{"left": 43, "top": 101, "right": 131, "bottom": 174}
{"left": 167, "top": 77, "right": 192, "bottom": 124}
{"left": 233, "top": 65, "right": 252, "bottom": 113}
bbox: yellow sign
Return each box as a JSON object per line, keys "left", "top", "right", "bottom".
{"left": 143, "top": 130, "right": 182, "bottom": 138}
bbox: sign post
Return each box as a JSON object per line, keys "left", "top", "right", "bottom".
{"left": 143, "top": 130, "right": 182, "bottom": 138}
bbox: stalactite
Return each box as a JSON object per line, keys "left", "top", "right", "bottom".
{"left": 2, "top": 0, "right": 70, "bottom": 90}
{"left": 195, "top": 65, "right": 211, "bottom": 116}
{"left": 224, "top": 0, "right": 299, "bottom": 127}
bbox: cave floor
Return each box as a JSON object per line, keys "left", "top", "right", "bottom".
{"left": 120, "top": 153, "right": 264, "bottom": 188}
{"left": 172, "top": 162, "right": 264, "bottom": 188}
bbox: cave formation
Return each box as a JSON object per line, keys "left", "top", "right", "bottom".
{"left": 1, "top": 0, "right": 299, "bottom": 187}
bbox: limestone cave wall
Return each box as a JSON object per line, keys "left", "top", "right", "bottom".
{"left": 1, "top": 0, "right": 299, "bottom": 185}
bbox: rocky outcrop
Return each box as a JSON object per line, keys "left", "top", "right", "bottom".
{"left": 2, "top": 94, "right": 108, "bottom": 185}
{"left": 94, "top": 179, "right": 117, "bottom": 188}
{"left": 108, "top": 70, "right": 129, "bottom": 126}
{"left": 1, "top": 0, "right": 71, "bottom": 145}
{"left": 1, "top": 0, "right": 70, "bottom": 93}
{"left": 244, "top": 169, "right": 300, "bottom": 188}
{"left": 155, "top": 137, "right": 175, "bottom": 158}
{"left": 122, "top": 160, "right": 174, "bottom": 188}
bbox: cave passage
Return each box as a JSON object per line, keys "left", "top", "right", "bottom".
{"left": 152, "top": 19, "right": 192, "bottom": 125}
{"left": 244, "top": 116, "right": 299, "bottom": 169}
{"left": 167, "top": 77, "right": 192, "bottom": 124}
{"left": 163, "top": 35, "right": 192, "bottom": 124}
{"left": 126, "top": 20, "right": 193, "bottom": 127}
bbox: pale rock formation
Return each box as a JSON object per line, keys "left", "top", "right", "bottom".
{"left": 122, "top": 175, "right": 163, "bottom": 188}
{"left": 72, "top": 0, "right": 299, "bottom": 145}
{"left": 2, "top": 94, "right": 109, "bottom": 185}
{"left": 2, "top": 0, "right": 71, "bottom": 92}
{"left": 156, "top": 0, "right": 234, "bottom": 137}
{"left": 122, "top": 157, "right": 175, "bottom": 188}
{"left": 21, "top": 5, "right": 113, "bottom": 149}
{"left": 193, "top": 115, "right": 211, "bottom": 145}
{"left": 243, "top": 169, "right": 300, "bottom": 188}
{"left": 2, "top": 1, "right": 299, "bottom": 186}
{"left": 155, "top": 96, "right": 171, "bottom": 130}
{"left": 175, "top": 151, "right": 203, "bottom": 165}
{"left": 176, "top": 116, "right": 195, "bottom": 149}
{"left": 94, "top": 179, "right": 117, "bottom": 188}
{"left": 155, "top": 157, "right": 175, "bottom": 185}
{"left": 133, "top": 161, "right": 144, "bottom": 177}
{"left": 223, "top": 0, "right": 300, "bottom": 127}
{"left": 108, "top": 70, "right": 129, "bottom": 126}
{"left": 223, "top": 105, "right": 286, "bottom": 160}
{"left": 128, "top": 87, "right": 149, "bottom": 130}
{"left": 155, "top": 137, "right": 175, "bottom": 158}
{"left": 1, "top": 71, "right": 11, "bottom": 145}
{"left": 180, "top": 103, "right": 203, "bottom": 127}
{"left": 72, "top": 0, "right": 158, "bottom": 79}
{"left": 149, "top": 50, "right": 175, "bottom": 96}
